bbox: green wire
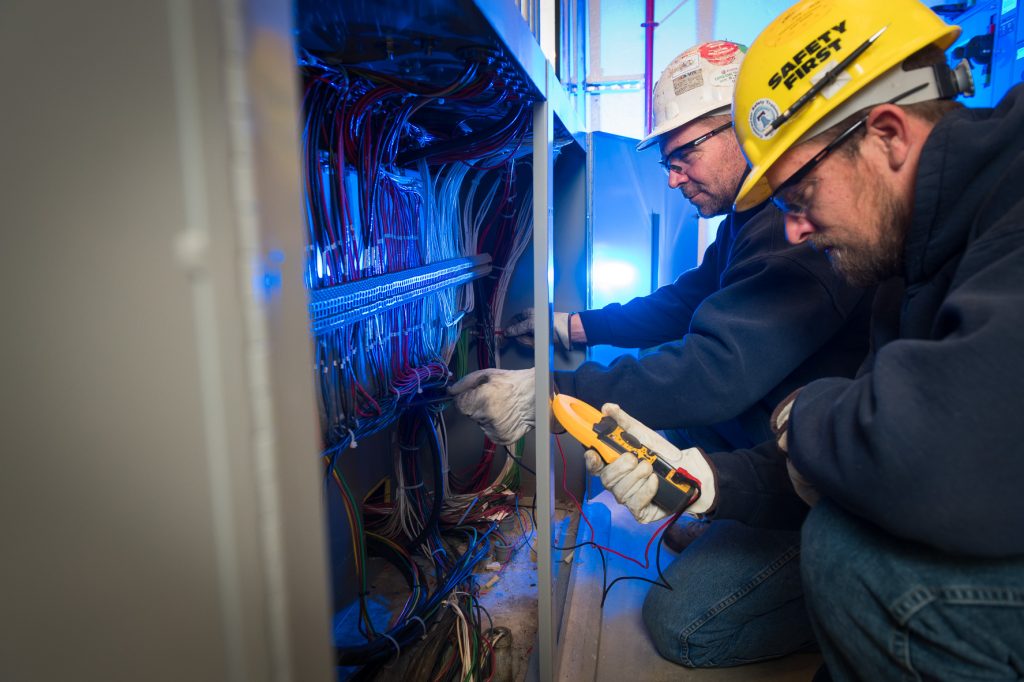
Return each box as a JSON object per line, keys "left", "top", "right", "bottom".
{"left": 331, "top": 462, "right": 372, "bottom": 635}
{"left": 453, "top": 326, "right": 470, "bottom": 381}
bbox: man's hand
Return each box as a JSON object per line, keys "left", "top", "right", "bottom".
{"left": 584, "top": 404, "right": 716, "bottom": 524}
{"left": 786, "top": 459, "right": 821, "bottom": 507}
{"left": 771, "top": 390, "right": 799, "bottom": 453}
{"left": 449, "top": 368, "right": 535, "bottom": 444}
{"left": 771, "top": 390, "right": 820, "bottom": 506}
{"left": 504, "top": 308, "right": 573, "bottom": 351}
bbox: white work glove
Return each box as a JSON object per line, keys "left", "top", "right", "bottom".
{"left": 504, "top": 308, "right": 573, "bottom": 351}
{"left": 786, "top": 460, "right": 821, "bottom": 508}
{"left": 584, "top": 403, "right": 716, "bottom": 524}
{"left": 449, "top": 368, "right": 535, "bottom": 445}
{"left": 771, "top": 390, "right": 799, "bottom": 454}
{"left": 771, "top": 390, "right": 820, "bottom": 507}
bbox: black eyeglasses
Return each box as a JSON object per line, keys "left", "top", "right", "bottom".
{"left": 769, "top": 114, "right": 866, "bottom": 215}
{"left": 769, "top": 82, "right": 931, "bottom": 216}
{"left": 658, "top": 121, "right": 733, "bottom": 175}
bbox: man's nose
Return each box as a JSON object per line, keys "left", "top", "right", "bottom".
{"left": 784, "top": 213, "right": 817, "bottom": 244}
{"left": 667, "top": 170, "right": 689, "bottom": 189}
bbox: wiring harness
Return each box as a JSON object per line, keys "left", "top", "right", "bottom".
{"left": 300, "top": 48, "right": 539, "bottom": 680}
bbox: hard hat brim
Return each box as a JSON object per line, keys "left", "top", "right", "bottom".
{"left": 734, "top": 168, "right": 773, "bottom": 212}
{"left": 635, "top": 133, "right": 661, "bottom": 152}
{"left": 636, "top": 104, "right": 733, "bottom": 152}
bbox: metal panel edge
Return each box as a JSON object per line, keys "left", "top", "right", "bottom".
{"left": 473, "top": 0, "right": 585, "bottom": 139}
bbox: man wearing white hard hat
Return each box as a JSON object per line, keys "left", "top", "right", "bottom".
{"left": 452, "top": 42, "right": 874, "bottom": 667}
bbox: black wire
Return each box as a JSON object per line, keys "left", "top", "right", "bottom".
{"left": 504, "top": 445, "right": 536, "bottom": 475}
{"left": 550, "top": 511, "right": 682, "bottom": 607}
{"left": 401, "top": 409, "right": 444, "bottom": 552}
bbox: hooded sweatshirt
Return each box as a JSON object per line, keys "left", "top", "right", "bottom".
{"left": 554, "top": 200, "right": 873, "bottom": 450}
{"left": 788, "top": 84, "right": 1024, "bottom": 557}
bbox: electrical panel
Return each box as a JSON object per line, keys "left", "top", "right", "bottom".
{"left": 940, "top": 0, "right": 1024, "bottom": 106}
{"left": 293, "top": 1, "right": 586, "bottom": 679}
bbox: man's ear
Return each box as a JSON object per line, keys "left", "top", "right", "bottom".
{"left": 865, "top": 104, "right": 913, "bottom": 172}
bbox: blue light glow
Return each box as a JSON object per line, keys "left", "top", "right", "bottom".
{"left": 592, "top": 259, "right": 638, "bottom": 294}
{"left": 255, "top": 249, "right": 285, "bottom": 302}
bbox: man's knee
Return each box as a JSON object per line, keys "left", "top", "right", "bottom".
{"left": 642, "top": 573, "right": 812, "bottom": 668}
{"left": 642, "top": 521, "right": 811, "bottom": 667}
{"left": 800, "top": 500, "right": 855, "bottom": 596}
{"left": 800, "top": 500, "right": 889, "bottom": 629}
{"left": 642, "top": 574, "right": 736, "bottom": 667}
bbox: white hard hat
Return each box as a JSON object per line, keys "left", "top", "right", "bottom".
{"left": 637, "top": 41, "right": 747, "bottom": 151}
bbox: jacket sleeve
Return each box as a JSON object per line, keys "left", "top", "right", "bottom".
{"left": 555, "top": 209, "right": 868, "bottom": 429}
{"left": 579, "top": 231, "right": 724, "bottom": 349}
{"left": 788, "top": 228, "right": 1024, "bottom": 557}
{"left": 706, "top": 441, "right": 809, "bottom": 530}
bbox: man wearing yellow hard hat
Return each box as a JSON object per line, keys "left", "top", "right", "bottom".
{"left": 727, "top": 0, "right": 1024, "bottom": 678}
{"left": 455, "top": 40, "right": 876, "bottom": 668}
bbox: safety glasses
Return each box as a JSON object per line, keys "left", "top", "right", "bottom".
{"left": 768, "top": 114, "right": 866, "bottom": 215}
{"left": 769, "top": 82, "right": 930, "bottom": 216}
{"left": 658, "top": 121, "right": 733, "bottom": 176}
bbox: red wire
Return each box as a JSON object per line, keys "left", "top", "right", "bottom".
{"left": 555, "top": 434, "right": 675, "bottom": 569}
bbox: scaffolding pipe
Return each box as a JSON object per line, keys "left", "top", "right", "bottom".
{"left": 642, "top": 0, "right": 657, "bottom": 135}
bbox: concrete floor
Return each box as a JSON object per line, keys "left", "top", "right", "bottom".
{"left": 476, "top": 505, "right": 580, "bottom": 682}
{"left": 552, "top": 490, "right": 821, "bottom": 682}
{"left": 351, "top": 494, "right": 818, "bottom": 681}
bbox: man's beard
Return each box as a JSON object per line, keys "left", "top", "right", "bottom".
{"left": 813, "top": 181, "right": 910, "bottom": 287}
{"left": 684, "top": 184, "right": 730, "bottom": 218}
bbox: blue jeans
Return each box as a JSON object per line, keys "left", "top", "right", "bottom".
{"left": 802, "top": 500, "right": 1024, "bottom": 681}
{"left": 642, "top": 519, "right": 816, "bottom": 667}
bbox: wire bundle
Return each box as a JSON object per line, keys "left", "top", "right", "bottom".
{"left": 300, "top": 50, "right": 539, "bottom": 680}
{"left": 330, "top": 409, "right": 527, "bottom": 680}
{"left": 302, "top": 54, "right": 536, "bottom": 452}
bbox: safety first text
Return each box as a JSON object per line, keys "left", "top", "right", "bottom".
{"left": 768, "top": 21, "right": 848, "bottom": 90}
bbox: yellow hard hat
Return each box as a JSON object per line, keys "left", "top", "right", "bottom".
{"left": 732, "top": 0, "right": 962, "bottom": 211}
{"left": 637, "top": 41, "right": 747, "bottom": 151}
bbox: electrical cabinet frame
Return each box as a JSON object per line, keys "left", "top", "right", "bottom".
{"left": 3, "top": 1, "right": 584, "bottom": 681}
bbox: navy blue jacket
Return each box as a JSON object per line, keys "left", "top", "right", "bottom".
{"left": 788, "top": 85, "right": 1024, "bottom": 556}
{"left": 553, "top": 200, "right": 873, "bottom": 450}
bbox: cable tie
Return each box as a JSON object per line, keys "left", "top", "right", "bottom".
{"left": 347, "top": 428, "right": 358, "bottom": 449}
{"left": 410, "top": 616, "right": 428, "bottom": 640}
{"left": 381, "top": 633, "right": 401, "bottom": 664}
{"left": 400, "top": 482, "right": 424, "bottom": 490}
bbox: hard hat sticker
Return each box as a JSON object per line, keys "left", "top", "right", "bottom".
{"left": 674, "top": 53, "right": 700, "bottom": 74}
{"left": 673, "top": 69, "right": 705, "bottom": 96}
{"left": 713, "top": 66, "right": 741, "bottom": 85}
{"left": 810, "top": 61, "right": 852, "bottom": 99}
{"left": 700, "top": 41, "right": 742, "bottom": 65}
{"left": 749, "top": 99, "right": 781, "bottom": 139}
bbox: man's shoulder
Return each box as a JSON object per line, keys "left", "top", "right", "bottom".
{"left": 731, "top": 201, "right": 783, "bottom": 237}
{"left": 726, "top": 202, "right": 858, "bottom": 291}
{"left": 729, "top": 202, "right": 801, "bottom": 258}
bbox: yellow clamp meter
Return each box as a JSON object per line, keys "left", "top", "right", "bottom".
{"left": 551, "top": 394, "right": 701, "bottom": 514}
